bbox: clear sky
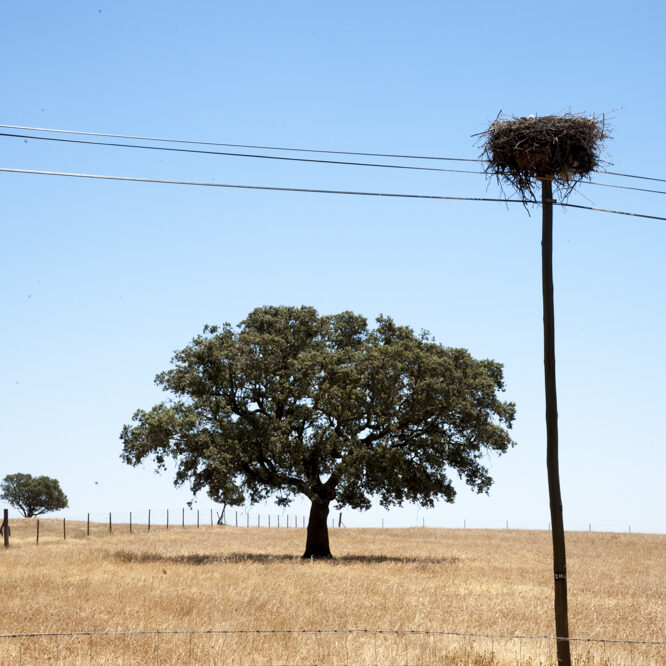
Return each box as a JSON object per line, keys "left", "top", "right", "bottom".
{"left": 1, "top": 1, "right": 664, "bottom": 533}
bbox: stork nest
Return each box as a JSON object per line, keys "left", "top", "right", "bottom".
{"left": 480, "top": 113, "right": 610, "bottom": 201}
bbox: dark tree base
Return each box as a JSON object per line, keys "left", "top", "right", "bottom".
{"left": 301, "top": 550, "right": 333, "bottom": 559}
{"left": 302, "top": 499, "right": 332, "bottom": 559}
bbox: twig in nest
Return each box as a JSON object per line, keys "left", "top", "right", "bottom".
{"left": 479, "top": 113, "right": 610, "bottom": 202}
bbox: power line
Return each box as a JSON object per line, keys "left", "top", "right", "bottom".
{"left": 0, "top": 166, "right": 517, "bottom": 203}
{"left": 2, "top": 166, "right": 664, "bottom": 221}
{"left": 583, "top": 180, "right": 666, "bottom": 196}
{"left": 0, "top": 131, "right": 483, "bottom": 176}
{"left": 5, "top": 131, "right": 665, "bottom": 197}
{"left": 3, "top": 122, "right": 665, "bottom": 184}
{"left": 0, "top": 123, "right": 483, "bottom": 163}
{"left": 596, "top": 170, "right": 666, "bottom": 185}
{"left": 553, "top": 200, "right": 665, "bottom": 221}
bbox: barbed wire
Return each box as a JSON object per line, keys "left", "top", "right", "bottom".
{"left": 1, "top": 628, "right": 664, "bottom": 646}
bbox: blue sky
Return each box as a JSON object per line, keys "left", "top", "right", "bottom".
{"left": 1, "top": 1, "right": 664, "bottom": 532}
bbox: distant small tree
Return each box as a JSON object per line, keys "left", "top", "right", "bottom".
{"left": 0, "top": 473, "right": 69, "bottom": 517}
{"left": 121, "top": 306, "right": 516, "bottom": 558}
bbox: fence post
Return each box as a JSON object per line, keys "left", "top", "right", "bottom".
{"left": 36, "top": 518, "right": 39, "bottom": 545}
{"left": 130, "top": 512, "right": 132, "bottom": 534}
{"left": 589, "top": 523, "right": 591, "bottom": 532}
{"left": 63, "top": 518, "right": 66, "bottom": 540}
{"left": 148, "top": 509, "right": 151, "bottom": 532}
{"left": 268, "top": 515, "right": 271, "bottom": 528}
{"left": 257, "top": 514, "right": 260, "bottom": 527}
{"left": 235, "top": 511, "right": 238, "bottom": 527}
{"left": 182, "top": 508, "right": 185, "bottom": 528}
{"left": 166, "top": 509, "right": 169, "bottom": 530}
{"left": 109, "top": 512, "right": 112, "bottom": 533}
{"left": 87, "top": 513, "right": 90, "bottom": 536}
{"left": 2, "top": 509, "right": 8, "bottom": 548}
{"left": 197, "top": 510, "right": 200, "bottom": 528}
{"left": 210, "top": 509, "right": 213, "bottom": 526}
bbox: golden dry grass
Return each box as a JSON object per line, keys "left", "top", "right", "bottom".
{"left": 0, "top": 519, "right": 664, "bottom": 665}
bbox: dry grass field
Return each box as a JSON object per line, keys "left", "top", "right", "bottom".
{"left": 0, "top": 519, "right": 664, "bottom": 665}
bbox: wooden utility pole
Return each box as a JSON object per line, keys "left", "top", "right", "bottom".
{"left": 541, "top": 178, "right": 571, "bottom": 666}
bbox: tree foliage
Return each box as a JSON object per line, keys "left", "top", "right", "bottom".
{"left": 121, "top": 306, "right": 516, "bottom": 557}
{"left": 1, "top": 473, "right": 69, "bottom": 517}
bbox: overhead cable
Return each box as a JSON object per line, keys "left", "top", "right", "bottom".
{"left": 2, "top": 122, "right": 665, "bottom": 184}
{"left": 583, "top": 180, "right": 666, "bottom": 196}
{"left": 4, "top": 131, "right": 665, "bottom": 197}
{"left": 0, "top": 123, "right": 483, "bottom": 163}
{"left": 0, "top": 131, "right": 482, "bottom": 176}
{"left": 596, "top": 170, "right": 666, "bottom": 184}
{"left": 1, "top": 166, "right": 664, "bottom": 221}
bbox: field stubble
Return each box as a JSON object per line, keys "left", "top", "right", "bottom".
{"left": 1, "top": 520, "right": 663, "bottom": 664}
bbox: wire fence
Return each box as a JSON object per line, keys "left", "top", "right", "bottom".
{"left": 2, "top": 512, "right": 663, "bottom": 663}
{"left": 1, "top": 509, "right": 648, "bottom": 548}
{"left": 1, "top": 628, "right": 664, "bottom": 665}
{"left": 2, "top": 509, "right": 318, "bottom": 546}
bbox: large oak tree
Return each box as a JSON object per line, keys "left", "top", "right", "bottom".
{"left": 121, "top": 306, "right": 516, "bottom": 558}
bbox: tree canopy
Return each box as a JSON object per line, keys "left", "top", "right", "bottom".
{"left": 121, "top": 306, "right": 516, "bottom": 557}
{"left": 1, "top": 473, "right": 69, "bottom": 518}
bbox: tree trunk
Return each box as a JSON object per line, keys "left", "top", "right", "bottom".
{"left": 302, "top": 498, "right": 332, "bottom": 559}
{"left": 542, "top": 178, "right": 571, "bottom": 666}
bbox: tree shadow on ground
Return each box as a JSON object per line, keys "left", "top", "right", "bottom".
{"left": 112, "top": 551, "right": 460, "bottom": 566}
{"left": 335, "top": 554, "right": 460, "bottom": 564}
